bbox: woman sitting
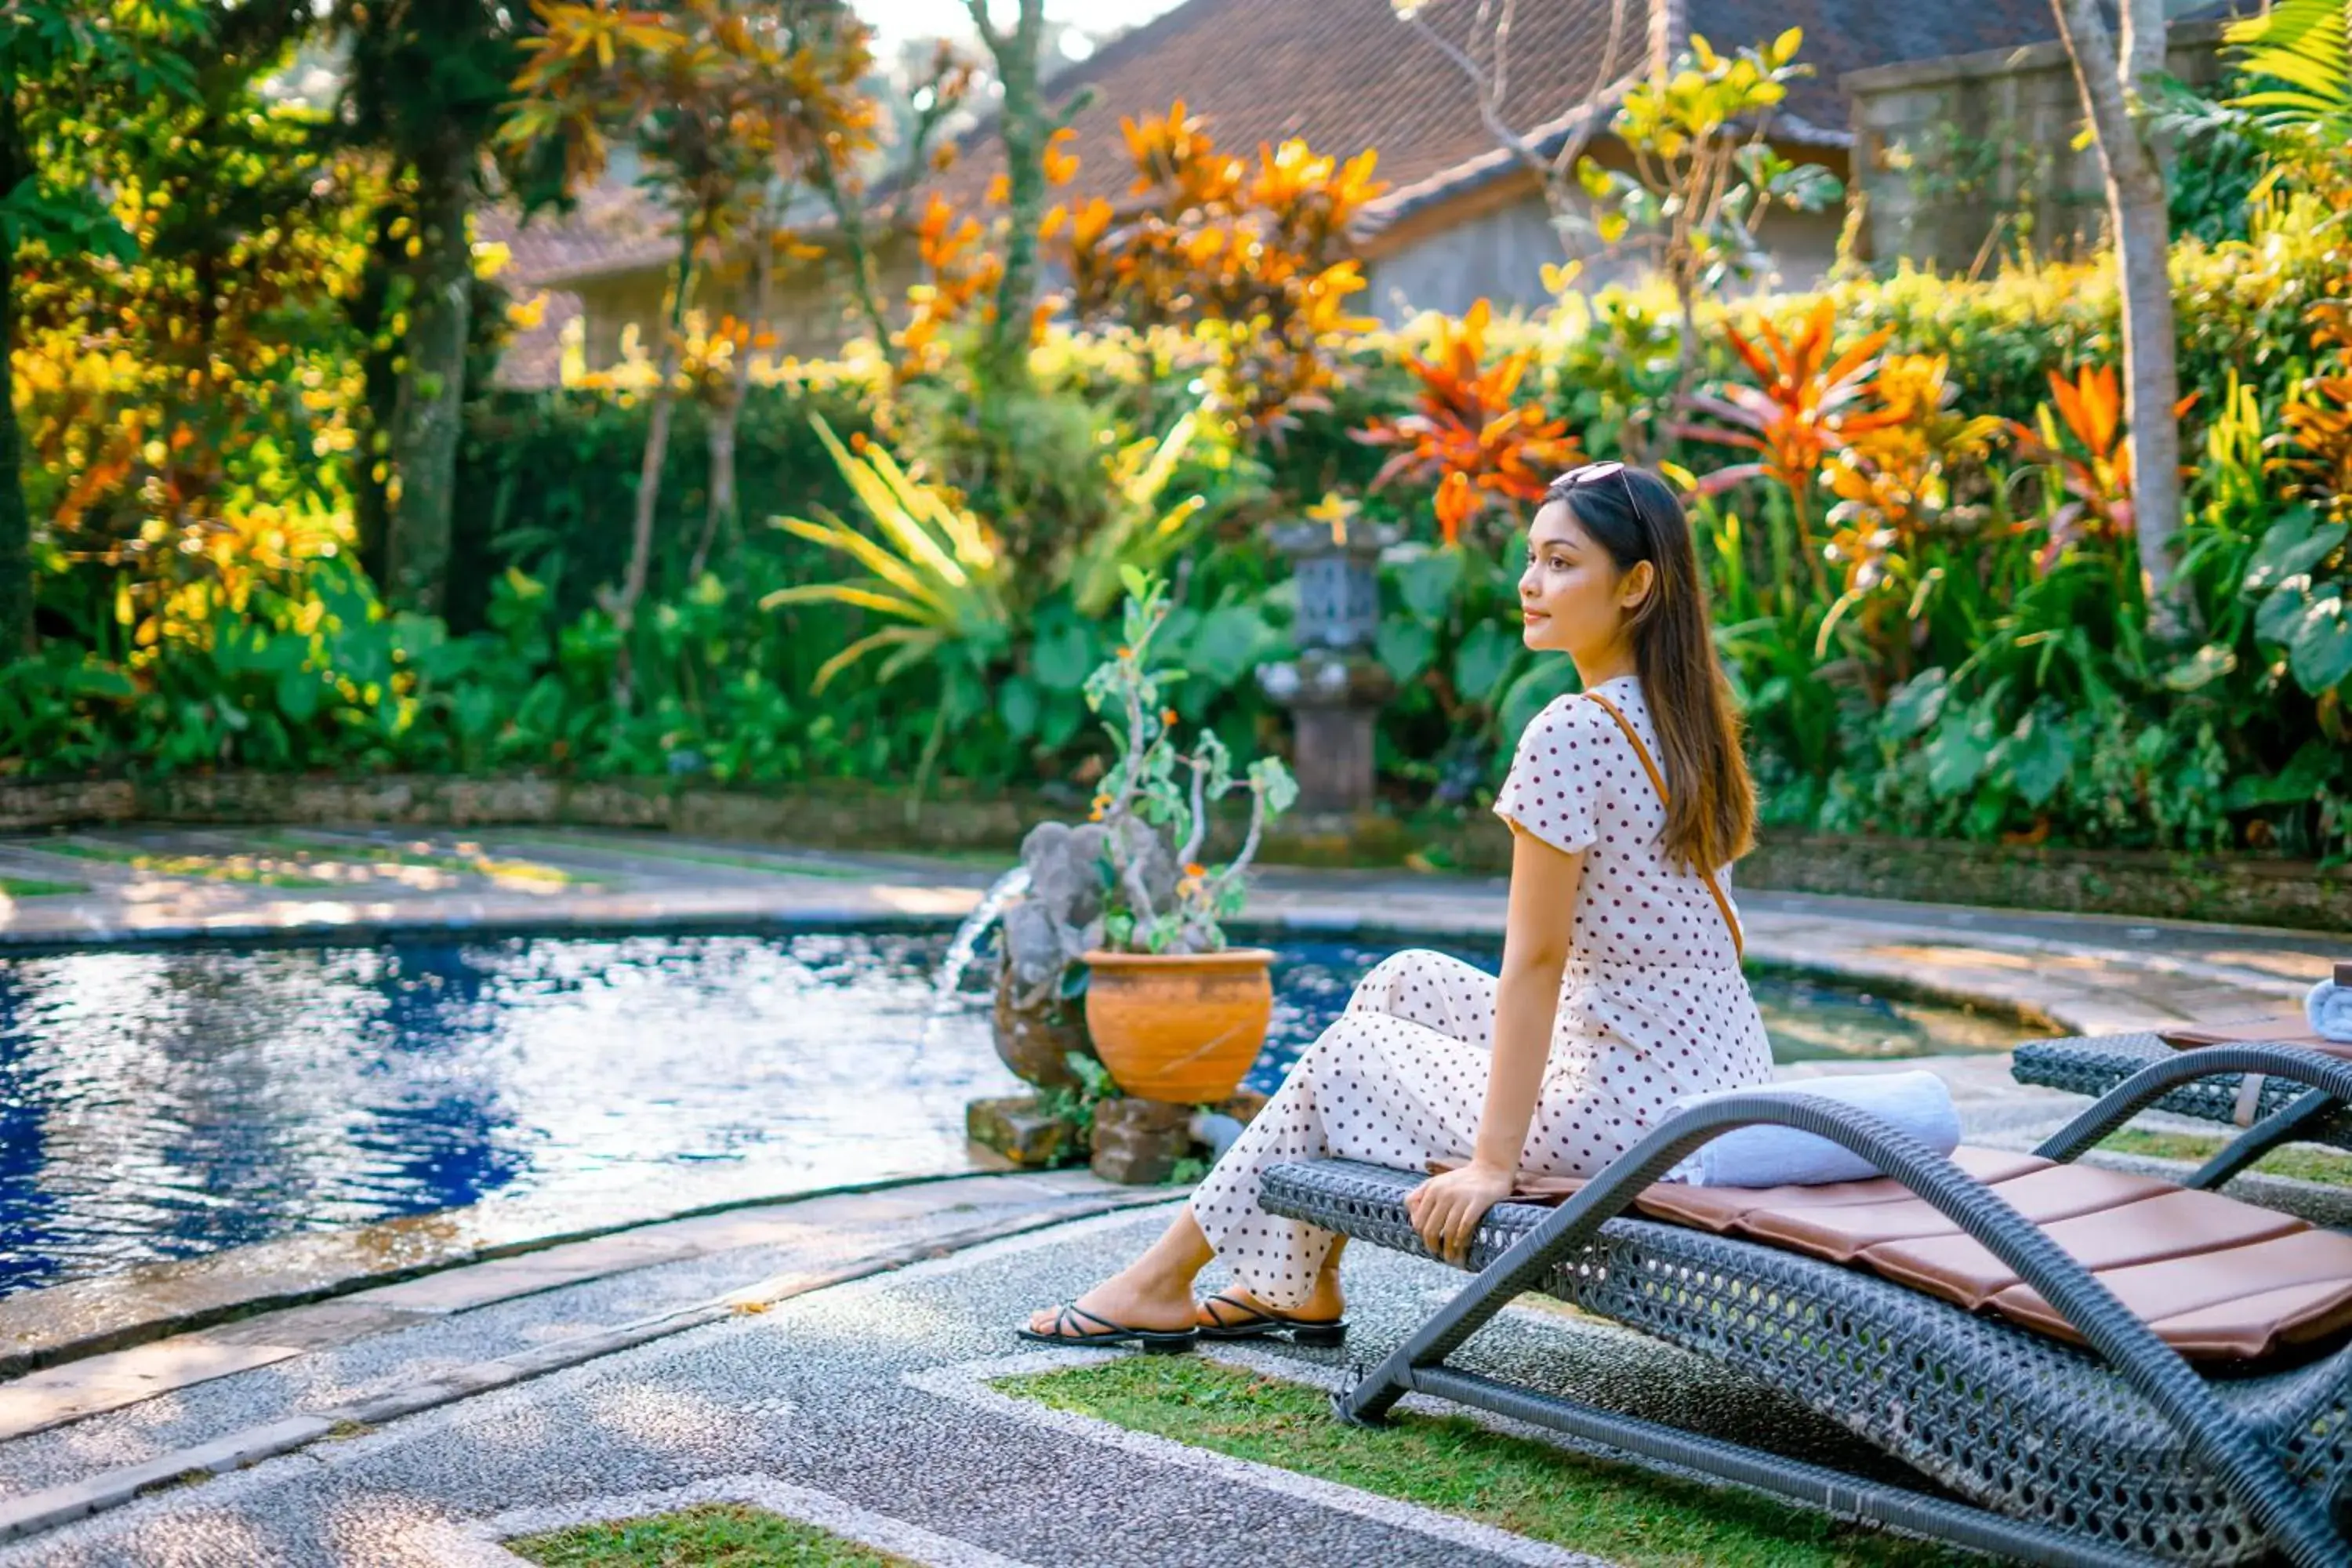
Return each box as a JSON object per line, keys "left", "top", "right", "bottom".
{"left": 1022, "top": 462, "right": 1770, "bottom": 1348}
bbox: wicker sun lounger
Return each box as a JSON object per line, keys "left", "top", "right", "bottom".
{"left": 1260, "top": 1046, "right": 2352, "bottom": 1568}
{"left": 2013, "top": 1031, "right": 2352, "bottom": 1163}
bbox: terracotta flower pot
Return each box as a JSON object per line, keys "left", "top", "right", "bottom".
{"left": 1083, "top": 947, "right": 1275, "bottom": 1105}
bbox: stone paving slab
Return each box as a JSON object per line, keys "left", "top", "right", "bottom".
{"left": 0, "top": 1149, "right": 1034, "bottom": 1381}
{"left": 0, "top": 1345, "right": 306, "bottom": 1445}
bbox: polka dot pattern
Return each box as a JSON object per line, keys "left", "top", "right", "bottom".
{"left": 1188, "top": 677, "right": 1773, "bottom": 1309}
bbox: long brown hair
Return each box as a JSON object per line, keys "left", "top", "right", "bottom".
{"left": 1547, "top": 466, "right": 1755, "bottom": 873}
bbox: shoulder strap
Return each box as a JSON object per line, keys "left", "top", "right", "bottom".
{"left": 1581, "top": 690, "right": 1746, "bottom": 962}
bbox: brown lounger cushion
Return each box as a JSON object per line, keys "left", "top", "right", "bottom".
{"left": 1736, "top": 1164, "right": 2173, "bottom": 1261}
{"left": 1450, "top": 1144, "right": 2352, "bottom": 1363}
{"left": 1631, "top": 1147, "right": 2048, "bottom": 1233}
{"left": 2156, "top": 1015, "right": 2352, "bottom": 1059}
{"left": 1864, "top": 1189, "right": 2308, "bottom": 1309}
{"left": 1985, "top": 1229, "right": 2352, "bottom": 1357}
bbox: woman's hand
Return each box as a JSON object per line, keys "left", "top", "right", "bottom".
{"left": 1404, "top": 1161, "right": 1517, "bottom": 1265}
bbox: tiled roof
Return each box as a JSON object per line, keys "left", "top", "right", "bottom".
{"left": 477, "top": 183, "right": 673, "bottom": 289}
{"left": 925, "top": 0, "right": 1647, "bottom": 218}
{"left": 504, "top": 0, "right": 2118, "bottom": 289}
{"left": 923, "top": 0, "right": 2080, "bottom": 229}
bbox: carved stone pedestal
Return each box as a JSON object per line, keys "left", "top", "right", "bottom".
{"left": 966, "top": 1095, "right": 1080, "bottom": 1169}
{"left": 1089, "top": 1091, "right": 1272, "bottom": 1185}
{"left": 1261, "top": 520, "right": 1402, "bottom": 816}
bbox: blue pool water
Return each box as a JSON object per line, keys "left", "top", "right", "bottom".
{"left": 0, "top": 929, "right": 2024, "bottom": 1297}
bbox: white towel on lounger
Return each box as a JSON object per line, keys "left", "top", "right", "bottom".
{"left": 2308, "top": 977, "right": 2352, "bottom": 1044}
{"left": 1664, "top": 1069, "right": 1962, "bottom": 1188}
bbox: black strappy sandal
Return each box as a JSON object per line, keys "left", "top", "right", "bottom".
{"left": 1017, "top": 1302, "right": 1199, "bottom": 1353}
{"left": 1196, "top": 1293, "right": 1348, "bottom": 1346}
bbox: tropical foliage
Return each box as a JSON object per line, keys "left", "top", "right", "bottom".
{"left": 1081, "top": 568, "right": 1297, "bottom": 955}
{"left": 1357, "top": 300, "right": 1583, "bottom": 548}
{"left": 5, "top": 16, "right": 2352, "bottom": 873}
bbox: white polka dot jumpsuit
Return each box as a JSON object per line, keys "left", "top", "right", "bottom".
{"left": 1189, "top": 676, "right": 1773, "bottom": 1308}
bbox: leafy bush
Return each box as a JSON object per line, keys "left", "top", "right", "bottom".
{"left": 11, "top": 80, "right": 2352, "bottom": 866}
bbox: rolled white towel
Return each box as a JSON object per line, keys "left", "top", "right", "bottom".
{"left": 2307, "top": 976, "right": 2352, "bottom": 1044}
{"left": 1665, "top": 1069, "right": 1962, "bottom": 1189}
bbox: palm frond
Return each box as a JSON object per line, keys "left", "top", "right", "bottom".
{"left": 760, "top": 583, "right": 931, "bottom": 619}
{"left": 2229, "top": 0, "right": 2351, "bottom": 136}
{"left": 764, "top": 418, "right": 1013, "bottom": 698}
{"left": 813, "top": 626, "right": 929, "bottom": 692}
{"left": 771, "top": 513, "right": 946, "bottom": 611}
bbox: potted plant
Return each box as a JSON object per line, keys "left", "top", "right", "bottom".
{"left": 999, "top": 568, "right": 1298, "bottom": 1105}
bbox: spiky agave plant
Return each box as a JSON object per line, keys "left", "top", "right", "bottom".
{"left": 764, "top": 416, "right": 1014, "bottom": 795}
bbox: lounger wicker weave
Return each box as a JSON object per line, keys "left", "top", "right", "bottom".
{"left": 2013, "top": 1032, "right": 2352, "bottom": 1162}
{"left": 1258, "top": 1046, "right": 2352, "bottom": 1567}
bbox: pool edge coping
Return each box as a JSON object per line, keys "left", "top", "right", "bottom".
{"left": 0, "top": 893, "right": 2074, "bottom": 1033}
{"left": 0, "top": 1189, "right": 1189, "bottom": 1549}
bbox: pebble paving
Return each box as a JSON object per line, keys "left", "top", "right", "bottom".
{"left": 0, "top": 1203, "right": 1959, "bottom": 1568}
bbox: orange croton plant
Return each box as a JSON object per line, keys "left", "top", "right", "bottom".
{"left": 2285, "top": 298, "right": 2352, "bottom": 518}
{"left": 1679, "top": 297, "right": 1897, "bottom": 595}
{"left": 1821, "top": 352, "right": 2005, "bottom": 587}
{"left": 2009, "top": 364, "right": 2196, "bottom": 569}
{"left": 1060, "top": 101, "right": 1386, "bottom": 441}
{"left": 1356, "top": 299, "right": 1583, "bottom": 546}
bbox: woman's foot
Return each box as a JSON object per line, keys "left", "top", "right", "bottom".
{"left": 1023, "top": 1265, "right": 1200, "bottom": 1344}
{"left": 1195, "top": 1274, "right": 1345, "bottom": 1331}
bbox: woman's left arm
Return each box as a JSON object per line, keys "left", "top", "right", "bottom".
{"left": 1405, "top": 822, "right": 1581, "bottom": 1261}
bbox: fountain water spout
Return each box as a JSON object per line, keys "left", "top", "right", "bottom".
{"left": 920, "top": 865, "right": 1033, "bottom": 1048}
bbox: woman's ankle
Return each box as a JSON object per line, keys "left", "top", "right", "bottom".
{"left": 1114, "top": 1255, "right": 1204, "bottom": 1306}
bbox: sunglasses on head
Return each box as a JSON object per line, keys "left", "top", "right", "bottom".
{"left": 1552, "top": 460, "right": 1647, "bottom": 537}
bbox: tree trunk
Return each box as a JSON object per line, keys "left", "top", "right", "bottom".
{"left": 382, "top": 146, "right": 474, "bottom": 617}
{"left": 692, "top": 230, "right": 775, "bottom": 581}
{"left": 608, "top": 234, "right": 695, "bottom": 713}
{"left": 693, "top": 408, "right": 736, "bottom": 583}
{"left": 609, "top": 368, "right": 677, "bottom": 714}
{"left": 350, "top": 200, "right": 407, "bottom": 591}
{"left": 0, "top": 85, "right": 30, "bottom": 659}
{"left": 1647, "top": 0, "right": 1681, "bottom": 82}
{"left": 2050, "top": 0, "right": 2190, "bottom": 638}
{"left": 971, "top": 0, "right": 1048, "bottom": 396}
{"left": 0, "top": 223, "right": 30, "bottom": 662}
{"left": 811, "top": 158, "right": 892, "bottom": 349}
{"left": 2112, "top": 180, "right": 2187, "bottom": 628}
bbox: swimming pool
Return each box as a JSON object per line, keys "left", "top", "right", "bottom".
{"left": 0, "top": 928, "right": 2026, "bottom": 1297}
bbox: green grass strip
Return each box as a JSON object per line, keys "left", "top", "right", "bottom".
{"left": 38, "top": 840, "right": 335, "bottom": 890}
{"left": 509, "top": 1504, "right": 913, "bottom": 1567}
{"left": 0, "top": 876, "right": 86, "bottom": 897}
{"left": 998, "top": 1358, "right": 1982, "bottom": 1568}
{"left": 2100, "top": 1126, "right": 2352, "bottom": 1186}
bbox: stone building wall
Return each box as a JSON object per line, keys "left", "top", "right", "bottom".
{"left": 1843, "top": 20, "right": 2228, "bottom": 273}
